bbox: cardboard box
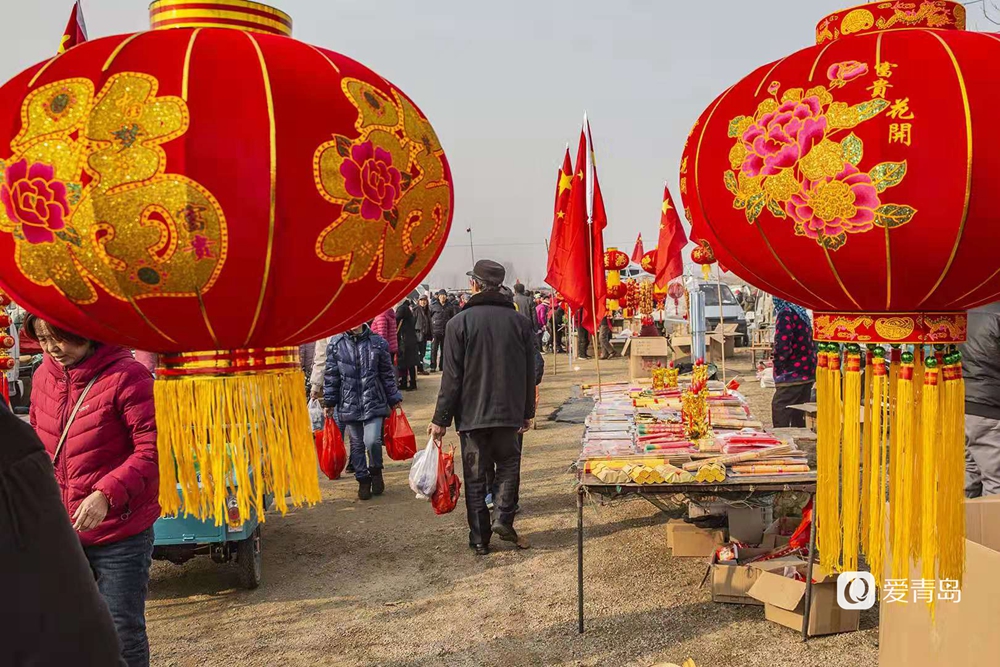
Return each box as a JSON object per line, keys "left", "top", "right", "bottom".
{"left": 707, "top": 323, "right": 739, "bottom": 362}
{"left": 668, "top": 521, "right": 726, "bottom": 557}
{"left": 623, "top": 336, "right": 672, "bottom": 381}
{"left": 710, "top": 547, "right": 771, "bottom": 605}
{"left": 879, "top": 496, "right": 1000, "bottom": 667}
{"left": 748, "top": 558, "right": 861, "bottom": 636}
{"left": 727, "top": 505, "right": 774, "bottom": 545}
{"left": 666, "top": 518, "right": 686, "bottom": 549}
{"left": 761, "top": 516, "right": 800, "bottom": 549}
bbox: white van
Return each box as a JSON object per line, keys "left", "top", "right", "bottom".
{"left": 693, "top": 280, "right": 748, "bottom": 346}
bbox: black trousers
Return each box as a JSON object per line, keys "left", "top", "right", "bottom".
{"left": 430, "top": 334, "right": 445, "bottom": 371}
{"left": 399, "top": 365, "right": 416, "bottom": 389}
{"left": 577, "top": 327, "right": 590, "bottom": 358}
{"left": 771, "top": 382, "right": 813, "bottom": 428}
{"left": 416, "top": 340, "right": 427, "bottom": 371}
{"left": 459, "top": 427, "right": 521, "bottom": 546}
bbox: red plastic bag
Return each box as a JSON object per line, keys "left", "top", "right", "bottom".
{"left": 384, "top": 407, "right": 417, "bottom": 461}
{"left": 314, "top": 418, "right": 347, "bottom": 480}
{"left": 431, "top": 445, "right": 462, "bottom": 515}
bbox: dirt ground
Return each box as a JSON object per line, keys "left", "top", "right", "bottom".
{"left": 146, "top": 350, "right": 879, "bottom": 667}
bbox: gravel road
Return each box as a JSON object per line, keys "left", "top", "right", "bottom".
{"left": 146, "top": 351, "right": 878, "bottom": 666}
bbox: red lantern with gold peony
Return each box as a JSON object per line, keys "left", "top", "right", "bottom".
{"left": 667, "top": 281, "right": 685, "bottom": 315}
{"left": 639, "top": 249, "right": 657, "bottom": 275}
{"left": 603, "top": 247, "right": 629, "bottom": 311}
{"left": 681, "top": 0, "right": 990, "bottom": 595}
{"left": 690, "top": 240, "right": 716, "bottom": 280}
{"left": 603, "top": 247, "right": 629, "bottom": 271}
{"left": 0, "top": 1, "right": 454, "bottom": 523}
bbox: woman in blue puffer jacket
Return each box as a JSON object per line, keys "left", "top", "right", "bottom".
{"left": 323, "top": 324, "right": 403, "bottom": 500}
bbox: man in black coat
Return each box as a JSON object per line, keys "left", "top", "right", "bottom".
{"left": 430, "top": 259, "right": 535, "bottom": 556}
{"left": 414, "top": 294, "right": 433, "bottom": 374}
{"left": 429, "top": 289, "right": 455, "bottom": 372}
{"left": 512, "top": 282, "right": 534, "bottom": 322}
{"left": 0, "top": 406, "right": 124, "bottom": 665}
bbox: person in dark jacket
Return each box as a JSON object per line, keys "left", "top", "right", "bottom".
{"left": 770, "top": 298, "right": 817, "bottom": 427}
{"left": 24, "top": 315, "right": 159, "bottom": 667}
{"left": 395, "top": 300, "right": 420, "bottom": 391}
{"left": 324, "top": 325, "right": 403, "bottom": 500}
{"left": 429, "top": 289, "right": 455, "bottom": 372}
{"left": 962, "top": 303, "right": 1000, "bottom": 497}
{"left": 0, "top": 407, "right": 124, "bottom": 667}
{"left": 430, "top": 259, "right": 535, "bottom": 556}
{"left": 414, "top": 295, "right": 432, "bottom": 374}
{"left": 512, "top": 282, "right": 534, "bottom": 322}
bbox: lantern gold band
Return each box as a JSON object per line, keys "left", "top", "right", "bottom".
{"left": 157, "top": 347, "right": 301, "bottom": 378}
{"left": 149, "top": 0, "right": 293, "bottom": 37}
{"left": 816, "top": 1, "right": 965, "bottom": 45}
{"left": 812, "top": 312, "right": 967, "bottom": 344}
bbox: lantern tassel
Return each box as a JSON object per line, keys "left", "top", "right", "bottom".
{"left": 891, "top": 354, "right": 916, "bottom": 581}
{"left": 909, "top": 348, "right": 925, "bottom": 563}
{"left": 939, "top": 352, "right": 966, "bottom": 587}
{"left": 919, "top": 357, "right": 940, "bottom": 615}
{"left": 861, "top": 349, "right": 875, "bottom": 556}
{"left": 155, "top": 369, "right": 321, "bottom": 526}
{"left": 818, "top": 345, "right": 843, "bottom": 573}
{"left": 887, "top": 347, "right": 900, "bottom": 552}
{"left": 842, "top": 346, "right": 863, "bottom": 572}
{"left": 866, "top": 348, "right": 888, "bottom": 586}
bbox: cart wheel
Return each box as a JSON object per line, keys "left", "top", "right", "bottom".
{"left": 237, "top": 525, "right": 262, "bottom": 589}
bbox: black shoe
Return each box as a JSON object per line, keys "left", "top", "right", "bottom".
{"left": 491, "top": 521, "right": 518, "bottom": 544}
{"left": 469, "top": 543, "right": 490, "bottom": 556}
{"left": 371, "top": 468, "right": 385, "bottom": 496}
{"left": 418, "top": 369, "right": 430, "bottom": 376}
{"left": 346, "top": 462, "right": 356, "bottom": 474}
{"left": 358, "top": 478, "right": 373, "bottom": 501}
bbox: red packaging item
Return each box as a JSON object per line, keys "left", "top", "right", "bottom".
{"left": 384, "top": 407, "right": 417, "bottom": 461}
{"left": 315, "top": 418, "right": 347, "bottom": 480}
{"left": 431, "top": 446, "right": 462, "bottom": 515}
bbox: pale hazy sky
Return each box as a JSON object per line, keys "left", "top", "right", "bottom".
{"left": 1, "top": 1, "right": 993, "bottom": 288}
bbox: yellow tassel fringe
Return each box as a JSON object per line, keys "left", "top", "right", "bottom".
{"left": 155, "top": 370, "right": 321, "bottom": 526}
{"left": 841, "top": 349, "right": 862, "bottom": 572}
{"left": 890, "top": 357, "right": 915, "bottom": 581}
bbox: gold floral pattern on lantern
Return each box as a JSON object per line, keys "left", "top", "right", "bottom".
{"left": 0, "top": 74, "right": 227, "bottom": 304}
{"left": 314, "top": 78, "right": 451, "bottom": 283}
{"left": 723, "top": 67, "right": 917, "bottom": 251}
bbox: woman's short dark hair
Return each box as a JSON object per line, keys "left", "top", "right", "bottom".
{"left": 21, "top": 313, "right": 91, "bottom": 346}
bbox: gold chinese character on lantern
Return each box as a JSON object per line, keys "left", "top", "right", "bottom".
{"left": 889, "top": 123, "right": 913, "bottom": 146}
{"left": 888, "top": 98, "right": 915, "bottom": 120}
{"left": 875, "top": 61, "right": 898, "bottom": 78}
{"left": 868, "top": 78, "right": 893, "bottom": 99}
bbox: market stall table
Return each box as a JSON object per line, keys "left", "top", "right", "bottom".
{"left": 574, "top": 472, "right": 818, "bottom": 639}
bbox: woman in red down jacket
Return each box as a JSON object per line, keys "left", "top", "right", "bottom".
{"left": 24, "top": 314, "right": 158, "bottom": 667}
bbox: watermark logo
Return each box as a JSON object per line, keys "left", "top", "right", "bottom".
{"left": 837, "top": 571, "right": 877, "bottom": 610}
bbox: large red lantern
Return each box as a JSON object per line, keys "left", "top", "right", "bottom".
{"left": 639, "top": 249, "right": 657, "bottom": 275}
{"left": 683, "top": 1, "right": 989, "bottom": 595}
{"left": 0, "top": 1, "right": 454, "bottom": 522}
{"left": 603, "top": 247, "right": 629, "bottom": 271}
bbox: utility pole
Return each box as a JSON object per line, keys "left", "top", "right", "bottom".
{"left": 466, "top": 227, "right": 476, "bottom": 265}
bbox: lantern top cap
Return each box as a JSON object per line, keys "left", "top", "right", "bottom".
{"left": 149, "top": 0, "right": 292, "bottom": 37}
{"left": 815, "top": 1, "right": 966, "bottom": 45}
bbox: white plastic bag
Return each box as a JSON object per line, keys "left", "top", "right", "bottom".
{"left": 409, "top": 438, "right": 441, "bottom": 499}
{"left": 308, "top": 398, "right": 325, "bottom": 432}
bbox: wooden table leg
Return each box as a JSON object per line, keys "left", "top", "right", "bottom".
{"left": 577, "top": 486, "right": 585, "bottom": 634}
{"left": 802, "top": 493, "right": 818, "bottom": 641}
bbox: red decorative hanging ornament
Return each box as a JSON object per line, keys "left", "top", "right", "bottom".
{"left": 603, "top": 247, "right": 629, "bottom": 271}
{"left": 682, "top": 0, "right": 982, "bottom": 596}
{"left": 639, "top": 249, "right": 657, "bottom": 275}
{"left": 0, "top": 1, "right": 454, "bottom": 523}
{"left": 0, "top": 288, "right": 12, "bottom": 404}
{"left": 667, "top": 281, "right": 685, "bottom": 315}
{"left": 690, "top": 240, "right": 716, "bottom": 280}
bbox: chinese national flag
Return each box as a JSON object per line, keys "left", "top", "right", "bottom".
{"left": 631, "top": 233, "right": 644, "bottom": 264}
{"left": 654, "top": 183, "right": 688, "bottom": 288}
{"left": 544, "top": 148, "right": 574, "bottom": 288}
{"left": 556, "top": 123, "right": 608, "bottom": 334}
{"left": 59, "top": 1, "right": 88, "bottom": 54}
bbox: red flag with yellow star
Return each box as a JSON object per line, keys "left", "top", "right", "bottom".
{"left": 631, "top": 233, "right": 645, "bottom": 264}
{"left": 59, "top": 1, "right": 88, "bottom": 54}
{"left": 654, "top": 183, "right": 687, "bottom": 288}
{"left": 544, "top": 147, "right": 574, "bottom": 288}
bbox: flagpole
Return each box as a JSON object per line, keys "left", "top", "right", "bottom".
{"left": 715, "top": 264, "right": 727, "bottom": 383}
{"left": 584, "top": 114, "right": 602, "bottom": 403}
{"left": 545, "top": 238, "right": 557, "bottom": 377}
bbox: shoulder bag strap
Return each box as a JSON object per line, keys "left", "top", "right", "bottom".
{"left": 53, "top": 372, "right": 101, "bottom": 464}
